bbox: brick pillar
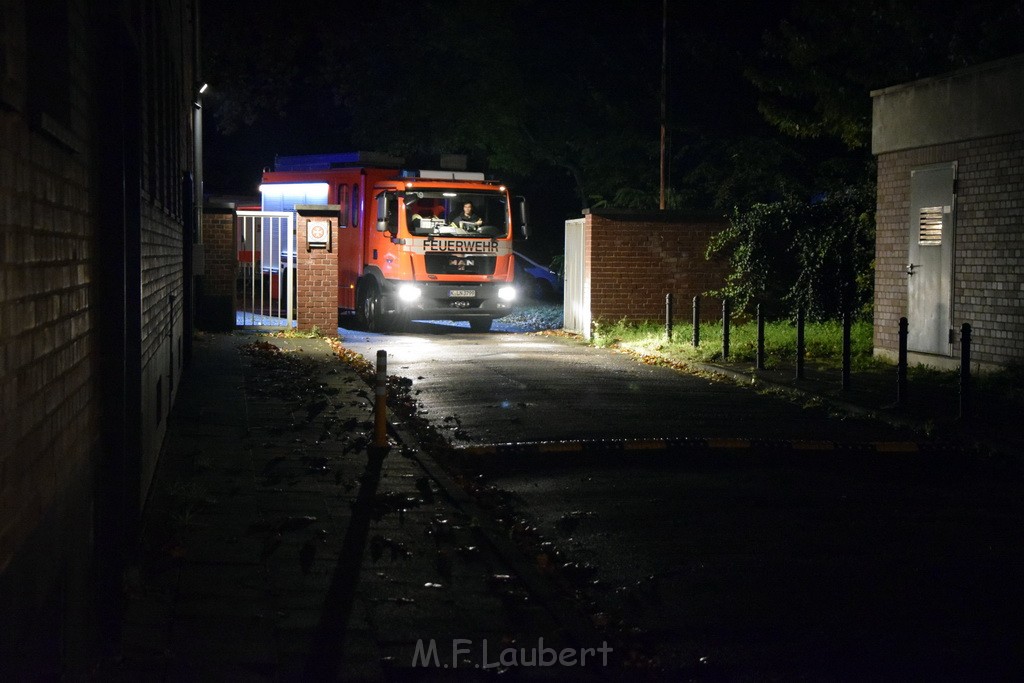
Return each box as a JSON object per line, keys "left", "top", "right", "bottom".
{"left": 295, "top": 204, "right": 340, "bottom": 334}
{"left": 198, "top": 203, "right": 238, "bottom": 330}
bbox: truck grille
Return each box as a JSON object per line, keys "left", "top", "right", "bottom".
{"left": 424, "top": 253, "right": 496, "bottom": 275}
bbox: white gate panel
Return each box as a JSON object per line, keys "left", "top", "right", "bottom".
{"left": 563, "top": 218, "right": 590, "bottom": 338}
{"left": 236, "top": 210, "right": 295, "bottom": 328}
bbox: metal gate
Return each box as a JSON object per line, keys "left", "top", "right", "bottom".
{"left": 907, "top": 163, "right": 956, "bottom": 355}
{"left": 562, "top": 218, "right": 590, "bottom": 338}
{"left": 236, "top": 210, "right": 296, "bottom": 328}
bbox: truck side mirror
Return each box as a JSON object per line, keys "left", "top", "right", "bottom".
{"left": 376, "top": 191, "right": 397, "bottom": 234}
{"left": 515, "top": 195, "right": 529, "bottom": 240}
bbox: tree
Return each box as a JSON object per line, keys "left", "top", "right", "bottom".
{"left": 704, "top": 0, "right": 1024, "bottom": 320}
{"left": 706, "top": 183, "right": 875, "bottom": 320}
{"left": 201, "top": 0, "right": 663, "bottom": 215}
{"left": 747, "top": 0, "right": 1024, "bottom": 151}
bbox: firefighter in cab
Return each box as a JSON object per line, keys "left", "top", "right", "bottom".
{"left": 449, "top": 201, "right": 483, "bottom": 231}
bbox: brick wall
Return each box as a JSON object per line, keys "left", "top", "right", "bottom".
{"left": 198, "top": 205, "right": 238, "bottom": 330}
{"left": 874, "top": 132, "right": 1024, "bottom": 367}
{"left": 583, "top": 210, "right": 730, "bottom": 325}
{"left": 202, "top": 208, "right": 238, "bottom": 298}
{"left": 0, "top": 1, "right": 195, "bottom": 675}
{"left": 0, "top": 30, "right": 99, "bottom": 670}
{"left": 140, "top": 203, "right": 184, "bottom": 498}
{"left": 0, "top": 118, "right": 97, "bottom": 539}
{"left": 296, "top": 208, "right": 341, "bottom": 333}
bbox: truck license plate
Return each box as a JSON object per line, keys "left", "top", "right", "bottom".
{"left": 448, "top": 289, "right": 476, "bottom": 298}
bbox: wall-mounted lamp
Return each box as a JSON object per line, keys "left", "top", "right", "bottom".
{"left": 194, "top": 82, "right": 209, "bottom": 108}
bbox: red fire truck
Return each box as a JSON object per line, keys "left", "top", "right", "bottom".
{"left": 260, "top": 152, "right": 528, "bottom": 332}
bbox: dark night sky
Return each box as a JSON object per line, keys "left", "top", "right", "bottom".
{"left": 200, "top": 1, "right": 791, "bottom": 259}
{"left": 200, "top": 0, "right": 787, "bottom": 188}
{"left": 199, "top": 0, "right": 1021, "bottom": 260}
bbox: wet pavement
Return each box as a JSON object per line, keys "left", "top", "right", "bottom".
{"left": 108, "top": 331, "right": 608, "bottom": 680}
{"left": 105, "top": 328, "right": 1022, "bottom": 680}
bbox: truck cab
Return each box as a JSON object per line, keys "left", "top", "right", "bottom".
{"left": 260, "top": 153, "right": 527, "bottom": 332}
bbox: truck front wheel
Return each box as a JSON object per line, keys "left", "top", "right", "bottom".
{"left": 357, "top": 280, "right": 384, "bottom": 332}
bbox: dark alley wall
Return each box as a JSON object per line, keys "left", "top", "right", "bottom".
{"left": 0, "top": 1, "right": 197, "bottom": 676}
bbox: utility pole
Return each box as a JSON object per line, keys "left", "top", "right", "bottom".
{"left": 659, "top": 0, "right": 668, "bottom": 210}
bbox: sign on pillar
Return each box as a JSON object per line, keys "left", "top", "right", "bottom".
{"left": 295, "top": 204, "right": 341, "bottom": 334}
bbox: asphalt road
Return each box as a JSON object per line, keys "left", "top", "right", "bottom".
{"left": 333, "top": 320, "right": 1024, "bottom": 678}
{"left": 335, "top": 320, "right": 908, "bottom": 447}
{"left": 488, "top": 451, "right": 1024, "bottom": 679}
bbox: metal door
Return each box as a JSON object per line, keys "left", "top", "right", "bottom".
{"left": 907, "top": 163, "right": 956, "bottom": 355}
{"left": 236, "top": 210, "right": 295, "bottom": 328}
{"left": 562, "top": 218, "right": 590, "bottom": 337}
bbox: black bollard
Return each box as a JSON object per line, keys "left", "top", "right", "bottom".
{"left": 842, "top": 310, "right": 852, "bottom": 391}
{"left": 795, "top": 307, "right": 805, "bottom": 380}
{"left": 692, "top": 296, "right": 700, "bottom": 348}
{"left": 960, "top": 323, "right": 972, "bottom": 420}
{"left": 756, "top": 304, "right": 765, "bottom": 371}
{"left": 897, "top": 317, "right": 908, "bottom": 406}
{"left": 722, "top": 299, "right": 730, "bottom": 360}
{"left": 665, "top": 293, "right": 673, "bottom": 342}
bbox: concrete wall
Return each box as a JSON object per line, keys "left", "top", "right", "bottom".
{"left": 573, "top": 210, "right": 730, "bottom": 332}
{"left": 872, "top": 56, "right": 1024, "bottom": 369}
{"left": 872, "top": 54, "right": 1024, "bottom": 155}
{"left": 0, "top": 1, "right": 196, "bottom": 675}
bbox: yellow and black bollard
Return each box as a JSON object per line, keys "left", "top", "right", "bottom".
{"left": 373, "top": 349, "right": 388, "bottom": 449}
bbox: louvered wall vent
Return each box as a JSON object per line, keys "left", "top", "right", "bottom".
{"left": 919, "top": 206, "right": 943, "bottom": 246}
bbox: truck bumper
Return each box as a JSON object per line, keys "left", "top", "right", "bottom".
{"left": 384, "top": 281, "right": 516, "bottom": 322}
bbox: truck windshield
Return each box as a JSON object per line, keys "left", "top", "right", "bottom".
{"left": 403, "top": 191, "right": 508, "bottom": 238}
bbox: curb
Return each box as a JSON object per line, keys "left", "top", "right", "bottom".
{"left": 383, "top": 416, "right": 611, "bottom": 658}
{"left": 454, "top": 437, "right": 968, "bottom": 458}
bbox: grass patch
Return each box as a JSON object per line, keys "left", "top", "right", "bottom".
{"left": 593, "top": 317, "right": 877, "bottom": 368}
{"left": 590, "top": 317, "right": 1024, "bottom": 416}
{"left": 269, "top": 325, "right": 327, "bottom": 339}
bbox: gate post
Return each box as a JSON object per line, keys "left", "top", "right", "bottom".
{"left": 195, "top": 203, "right": 237, "bottom": 331}
{"left": 296, "top": 204, "right": 341, "bottom": 334}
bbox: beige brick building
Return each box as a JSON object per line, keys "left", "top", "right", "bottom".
{"left": 872, "top": 55, "right": 1024, "bottom": 370}
{"left": 0, "top": 1, "right": 198, "bottom": 675}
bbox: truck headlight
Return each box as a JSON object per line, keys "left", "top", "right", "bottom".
{"left": 498, "top": 286, "right": 516, "bottom": 302}
{"left": 398, "top": 284, "right": 421, "bottom": 302}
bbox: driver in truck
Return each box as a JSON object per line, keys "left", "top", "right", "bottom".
{"left": 449, "top": 201, "right": 483, "bottom": 230}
